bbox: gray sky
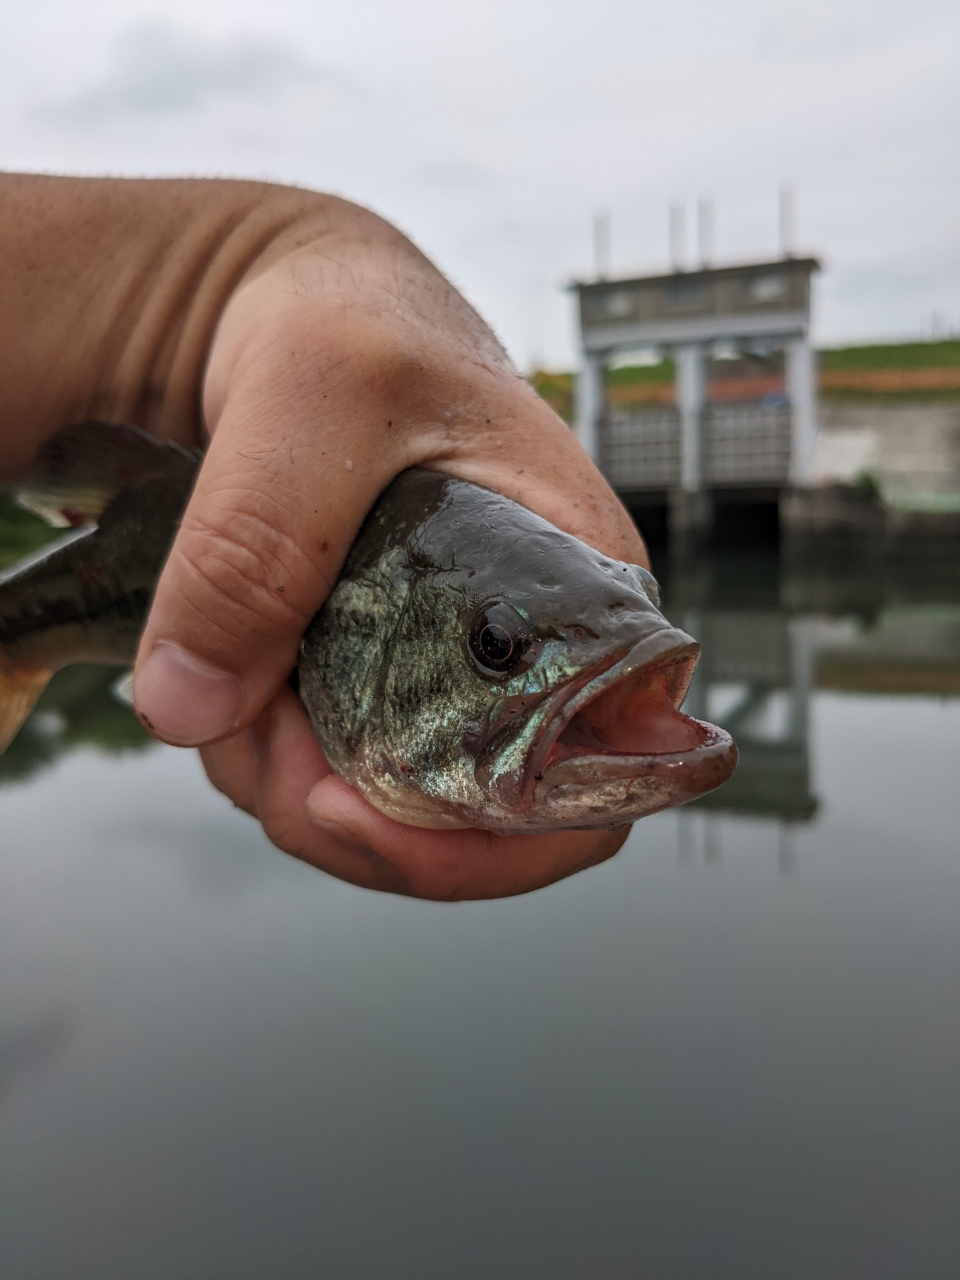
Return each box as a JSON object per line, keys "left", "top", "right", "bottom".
{"left": 3, "top": 0, "right": 958, "bottom": 367}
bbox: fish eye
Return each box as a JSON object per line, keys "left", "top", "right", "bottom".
{"left": 469, "top": 602, "right": 531, "bottom": 677}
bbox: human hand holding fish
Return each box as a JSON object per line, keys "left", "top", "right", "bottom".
{"left": 0, "top": 174, "right": 735, "bottom": 899}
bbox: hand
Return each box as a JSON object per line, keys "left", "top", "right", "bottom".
{"left": 130, "top": 196, "right": 647, "bottom": 899}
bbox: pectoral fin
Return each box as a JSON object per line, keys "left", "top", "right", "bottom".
{"left": 0, "top": 660, "right": 53, "bottom": 754}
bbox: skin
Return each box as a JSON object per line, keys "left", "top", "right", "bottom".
{"left": 0, "top": 173, "right": 648, "bottom": 900}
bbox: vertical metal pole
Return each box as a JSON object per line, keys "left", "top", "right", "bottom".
{"left": 676, "top": 343, "right": 705, "bottom": 491}
{"left": 786, "top": 335, "right": 817, "bottom": 484}
{"left": 783, "top": 614, "right": 817, "bottom": 858}
{"left": 594, "top": 211, "right": 611, "bottom": 280}
{"left": 669, "top": 202, "right": 686, "bottom": 272}
{"left": 677, "top": 810, "right": 707, "bottom": 864}
{"left": 779, "top": 185, "right": 795, "bottom": 258}
{"left": 697, "top": 197, "right": 714, "bottom": 268}
{"left": 681, "top": 610, "right": 706, "bottom": 717}
{"left": 786, "top": 617, "right": 815, "bottom": 745}
{"left": 575, "top": 351, "right": 605, "bottom": 465}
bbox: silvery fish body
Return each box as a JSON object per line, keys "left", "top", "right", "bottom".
{"left": 0, "top": 423, "right": 736, "bottom": 833}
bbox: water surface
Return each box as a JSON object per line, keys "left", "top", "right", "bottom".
{"left": 1, "top": 550, "right": 958, "bottom": 1279}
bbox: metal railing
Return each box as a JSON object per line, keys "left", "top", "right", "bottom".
{"left": 702, "top": 401, "right": 791, "bottom": 485}
{"left": 600, "top": 401, "right": 792, "bottom": 490}
{"left": 600, "top": 407, "right": 681, "bottom": 489}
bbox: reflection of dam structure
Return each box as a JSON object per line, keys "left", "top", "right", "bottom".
{"left": 667, "top": 557, "right": 960, "bottom": 859}
{"left": 2, "top": 540, "right": 959, "bottom": 874}
{"left": 0, "top": 664, "right": 150, "bottom": 788}
{"left": 683, "top": 611, "right": 817, "bottom": 823}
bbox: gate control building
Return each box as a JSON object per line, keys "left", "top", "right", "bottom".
{"left": 572, "top": 256, "right": 820, "bottom": 539}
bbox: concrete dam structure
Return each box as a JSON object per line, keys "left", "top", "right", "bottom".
{"left": 570, "top": 259, "right": 960, "bottom": 549}
{"left": 571, "top": 255, "right": 819, "bottom": 545}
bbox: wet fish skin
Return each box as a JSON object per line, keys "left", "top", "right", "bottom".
{"left": 0, "top": 423, "right": 737, "bottom": 832}
{"left": 299, "top": 469, "right": 735, "bottom": 832}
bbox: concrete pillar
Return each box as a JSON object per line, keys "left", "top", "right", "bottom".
{"left": 669, "top": 489, "right": 712, "bottom": 544}
{"left": 675, "top": 343, "right": 706, "bottom": 491}
{"left": 679, "top": 610, "right": 706, "bottom": 715}
{"left": 778, "top": 825, "right": 797, "bottom": 876}
{"left": 575, "top": 351, "right": 605, "bottom": 464}
{"left": 786, "top": 617, "right": 816, "bottom": 745}
{"left": 677, "top": 809, "right": 708, "bottom": 864}
{"left": 786, "top": 335, "right": 817, "bottom": 485}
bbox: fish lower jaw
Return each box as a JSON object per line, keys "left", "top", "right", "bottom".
{"left": 516, "top": 720, "right": 738, "bottom": 832}
{"left": 539, "top": 716, "right": 735, "bottom": 791}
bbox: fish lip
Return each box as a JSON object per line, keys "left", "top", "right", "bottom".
{"left": 520, "top": 628, "right": 735, "bottom": 811}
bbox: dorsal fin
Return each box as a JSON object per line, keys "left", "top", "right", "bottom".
{"left": 16, "top": 422, "right": 200, "bottom": 529}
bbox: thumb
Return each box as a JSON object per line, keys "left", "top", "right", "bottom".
{"left": 132, "top": 400, "right": 410, "bottom": 746}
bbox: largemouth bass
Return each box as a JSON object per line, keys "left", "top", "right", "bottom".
{"left": 0, "top": 423, "right": 736, "bottom": 833}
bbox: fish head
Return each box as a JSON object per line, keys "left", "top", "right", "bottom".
{"left": 429, "top": 517, "right": 734, "bottom": 832}
{"left": 304, "top": 471, "right": 736, "bottom": 834}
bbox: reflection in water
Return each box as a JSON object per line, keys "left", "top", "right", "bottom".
{"left": 0, "top": 534, "right": 958, "bottom": 1278}
{"left": 0, "top": 665, "right": 151, "bottom": 787}
{"left": 682, "top": 611, "right": 817, "bottom": 825}
{"left": 659, "top": 548, "right": 960, "bottom": 863}
{"left": 4, "top": 541, "right": 959, "bottom": 829}
{"left": 0, "top": 496, "right": 153, "bottom": 784}
{"left": 0, "top": 1014, "right": 71, "bottom": 1106}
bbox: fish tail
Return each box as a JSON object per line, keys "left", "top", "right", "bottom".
{"left": 0, "top": 656, "right": 52, "bottom": 755}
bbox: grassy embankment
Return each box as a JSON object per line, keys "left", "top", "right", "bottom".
{"left": 819, "top": 340, "right": 960, "bottom": 398}
{"left": 531, "top": 340, "right": 960, "bottom": 421}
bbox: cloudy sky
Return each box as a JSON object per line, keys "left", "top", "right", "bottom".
{"left": 3, "top": 0, "right": 957, "bottom": 367}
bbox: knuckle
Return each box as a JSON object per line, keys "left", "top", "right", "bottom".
{"left": 171, "top": 497, "right": 319, "bottom": 645}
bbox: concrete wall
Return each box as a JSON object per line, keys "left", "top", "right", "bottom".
{"left": 813, "top": 399, "right": 960, "bottom": 510}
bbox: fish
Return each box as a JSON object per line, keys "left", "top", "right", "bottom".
{"left": 0, "top": 422, "right": 736, "bottom": 833}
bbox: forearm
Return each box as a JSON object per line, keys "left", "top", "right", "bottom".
{"left": 0, "top": 174, "right": 451, "bottom": 478}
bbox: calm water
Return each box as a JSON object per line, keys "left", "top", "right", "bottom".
{"left": 1, "top": 549, "right": 959, "bottom": 1279}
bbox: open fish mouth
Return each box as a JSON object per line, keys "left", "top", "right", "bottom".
{"left": 522, "top": 631, "right": 737, "bottom": 826}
